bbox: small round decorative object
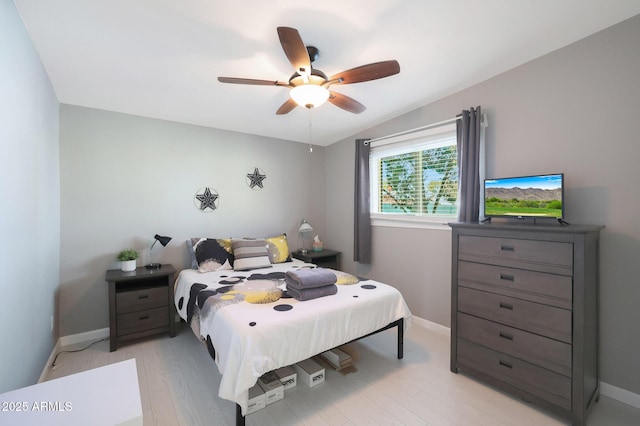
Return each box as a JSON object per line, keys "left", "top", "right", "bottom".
{"left": 246, "top": 167, "right": 266, "bottom": 189}
{"left": 194, "top": 187, "right": 220, "bottom": 212}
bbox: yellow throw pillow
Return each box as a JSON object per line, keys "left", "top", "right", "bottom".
{"left": 266, "top": 233, "right": 291, "bottom": 264}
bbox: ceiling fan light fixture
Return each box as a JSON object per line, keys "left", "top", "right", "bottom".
{"left": 290, "top": 84, "right": 330, "bottom": 109}
{"left": 219, "top": 27, "right": 399, "bottom": 114}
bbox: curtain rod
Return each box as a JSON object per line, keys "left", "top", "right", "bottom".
{"left": 364, "top": 116, "right": 460, "bottom": 145}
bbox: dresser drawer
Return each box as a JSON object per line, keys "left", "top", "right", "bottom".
{"left": 457, "top": 313, "right": 571, "bottom": 376}
{"left": 458, "top": 235, "right": 573, "bottom": 275}
{"left": 117, "top": 307, "right": 169, "bottom": 335}
{"left": 457, "top": 339, "right": 571, "bottom": 410}
{"left": 116, "top": 286, "right": 168, "bottom": 314}
{"left": 458, "top": 287, "right": 572, "bottom": 343}
{"left": 458, "top": 261, "right": 572, "bottom": 309}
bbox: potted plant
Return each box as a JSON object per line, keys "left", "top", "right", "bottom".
{"left": 117, "top": 249, "right": 139, "bottom": 272}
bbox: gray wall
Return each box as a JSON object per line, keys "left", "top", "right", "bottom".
{"left": 0, "top": 0, "right": 60, "bottom": 393}
{"left": 5, "top": 0, "right": 639, "bottom": 400}
{"left": 326, "top": 14, "right": 640, "bottom": 394}
{"left": 59, "top": 105, "right": 326, "bottom": 336}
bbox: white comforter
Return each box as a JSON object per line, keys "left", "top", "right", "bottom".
{"left": 173, "top": 261, "right": 412, "bottom": 415}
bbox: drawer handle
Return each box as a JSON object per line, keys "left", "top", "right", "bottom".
{"left": 139, "top": 315, "right": 150, "bottom": 320}
{"left": 499, "top": 360, "right": 513, "bottom": 369}
{"left": 138, "top": 294, "right": 149, "bottom": 299}
{"left": 499, "top": 332, "right": 514, "bottom": 341}
{"left": 500, "top": 245, "right": 515, "bottom": 252}
{"left": 499, "top": 273, "right": 514, "bottom": 281}
{"left": 499, "top": 302, "right": 514, "bottom": 311}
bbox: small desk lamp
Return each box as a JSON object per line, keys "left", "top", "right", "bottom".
{"left": 145, "top": 234, "right": 172, "bottom": 269}
{"left": 298, "top": 219, "right": 313, "bottom": 254}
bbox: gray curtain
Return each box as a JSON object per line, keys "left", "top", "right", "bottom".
{"left": 354, "top": 138, "right": 371, "bottom": 263}
{"left": 457, "top": 106, "right": 482, "bottom": 223}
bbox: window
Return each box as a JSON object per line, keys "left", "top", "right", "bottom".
{"left": 369, "top": 123, "right": 457, "bottom": 226}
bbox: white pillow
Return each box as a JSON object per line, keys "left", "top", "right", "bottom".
{"left": 231, "top": 238, "right": 272, "bottom": 271}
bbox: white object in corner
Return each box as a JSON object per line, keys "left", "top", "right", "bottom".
{"left": 2, "top": 359, "right": 142, "bottom": 425}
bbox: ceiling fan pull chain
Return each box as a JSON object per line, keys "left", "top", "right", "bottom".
{"left": 307, "top": 108, "right": 313, "bottom": 154}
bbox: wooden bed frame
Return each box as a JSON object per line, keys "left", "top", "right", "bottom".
{"left": 234, "top": 317, "right": 405, "bottom": 426}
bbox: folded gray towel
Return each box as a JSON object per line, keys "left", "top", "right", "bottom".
{"left": 285, "top": 268, "right": 337, "bottom": 290}
{"left": 286, "top": 284, "right": 337, "bottom": 301}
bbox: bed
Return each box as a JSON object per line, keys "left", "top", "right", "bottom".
{"left": 174, "top": 240, "right": 412, "bottom": 424}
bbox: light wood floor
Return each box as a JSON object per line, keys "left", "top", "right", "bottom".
{"left": 46, "top": 322, "right": 640, "bottom": 425}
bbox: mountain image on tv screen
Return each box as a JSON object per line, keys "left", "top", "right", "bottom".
{"left": 484, "top": 174, "right": 563, "bottom": 218}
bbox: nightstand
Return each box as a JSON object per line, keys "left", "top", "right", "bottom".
{"left": 105, "top": 264, "right": 177, "bottom": 351}
{"left": 291, "top": 249, "right": 341, "bottom": 269}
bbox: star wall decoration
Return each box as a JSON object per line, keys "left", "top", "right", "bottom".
{"left": 246, "top": 167, "right": 266, "bottom": 189}
{"left": 194, "top": 187, "right": 219, "bottom": 212}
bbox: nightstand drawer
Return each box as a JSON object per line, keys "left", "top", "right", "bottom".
{"left": 116, "top": 286, "right": 168, "bottom": 314}
{"left": 458, "top": 287, "right": 571, "bottom": 343}
{"left": 457, "top": 313, "right": 571, "bottom": 376}
{"left": 458, "top": 261, "right": 572, "bottom": 309}
{"left": 457, "top": 339, "right": 571, "bottom": 410}
{"left": 459, "top": 235, "right": 573, "bottom": 275}
{"left": 117, "top": 307, "right": 169, "bottom": 335}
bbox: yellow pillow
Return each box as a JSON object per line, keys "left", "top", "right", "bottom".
{"left": 266, "top": 233, "right": 291, "bottom": 264}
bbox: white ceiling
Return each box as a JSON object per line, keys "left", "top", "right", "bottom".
{"left": 15, "top": 1, "right": 640, "bottom": 146}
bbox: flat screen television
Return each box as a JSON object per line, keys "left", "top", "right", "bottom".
{"left": 484, "top": 173, "right": 564, "bottom": 220}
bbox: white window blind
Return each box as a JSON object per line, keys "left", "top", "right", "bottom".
{"left": 369, "top": 123, "right": 458, "bottom": 226}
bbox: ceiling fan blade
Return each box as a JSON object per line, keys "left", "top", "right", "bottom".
{"left": 277, "top": 27, "right": 311, "bottom": 75}
{"left": 276, "top": 98, "right": 298, "bottom": 115}
{"left": 328, "top": 92, "right": 366, "bottom": 114}
{"left": 328, "top": 60, "right": 400, "bottom": 85}
{"left": 218, "top": 77, "right": 289, "bottom": 86}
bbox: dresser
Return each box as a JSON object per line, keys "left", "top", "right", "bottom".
{"left": 105, "top": 265, "right": 177, "bottom": 351}
{"left": 449, "top": 222, "right": 603, "bottom": 425}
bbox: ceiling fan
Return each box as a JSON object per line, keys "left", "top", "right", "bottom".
{"left": 218, "top": 27, "right": 400, "bottom": 115}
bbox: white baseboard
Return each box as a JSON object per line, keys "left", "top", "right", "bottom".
{"left": 600, "top": 381, "right": 640, "bottom": 410}
{"left": 59, "top": 327, "right": 109, "bottom": 347}
{"left": 39, "top": 328, "right": 110, "bottom": 383}
{"left": 411, "top": 315, "right": 451, "bottom": 337}
{"left": 38, "top": 339, "right": 62, "bottom": 383}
